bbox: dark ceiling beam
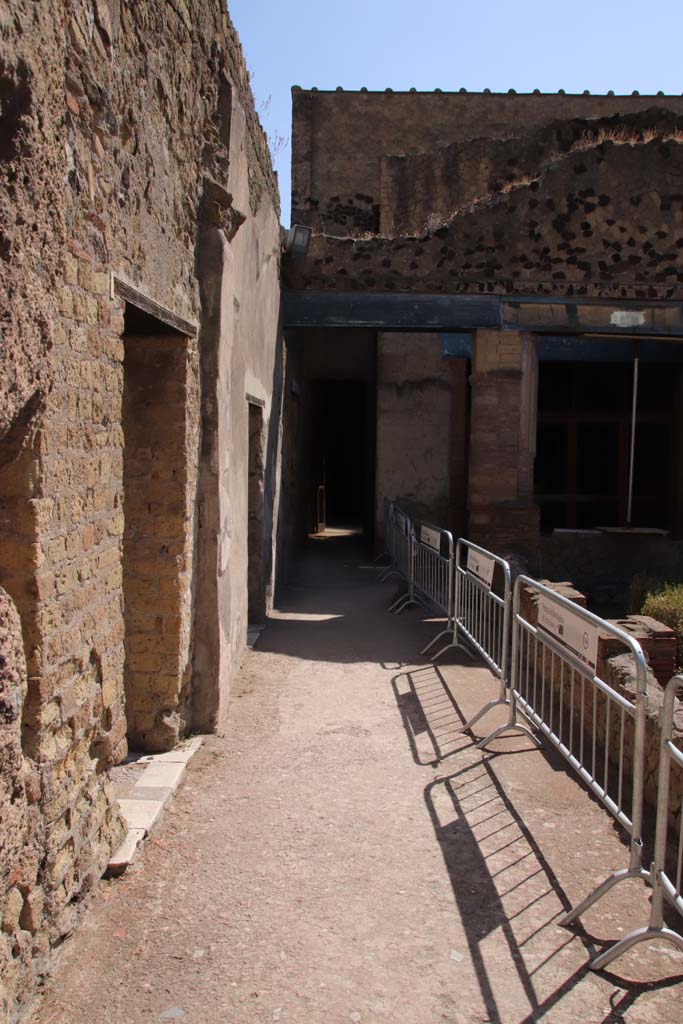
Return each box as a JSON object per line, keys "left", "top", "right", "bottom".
{"left": 281, "top": 291, "right": 501, "bottom": 331}
{"left": 282, "top": 289, "right": 683, "bottom": 337}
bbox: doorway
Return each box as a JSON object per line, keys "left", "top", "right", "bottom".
{"left": 121, "top": 309, "right": 194, "bottom": 752}
{"left": 311, "top": 379, "right": 372, "bottom": 535}
{"left": 247, "top": 401, "right": 266, "bottom": 624}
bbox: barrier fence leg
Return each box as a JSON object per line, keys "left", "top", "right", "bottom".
{"left": 588, "top": 864, "right": 683, "bottom": 970}
{"left": 421, "top": 625, "right": 453, "bottom": 656}
{"left": 458, "top": 675, "right": 510, "bottom": 734}
{"left": 559, "top": 864, "right": 650, "bottom": 932}
{"left": 475, "top": 696, "right": 541, "bottom": 750}
{"left": 474, "top": 608, "right": 540, "bottom": 749}
{"left": 580, "top": 675, "right": 683, "bottom": 971}
{"left": 428, "top": 564, "right": 460, "bottom": 661}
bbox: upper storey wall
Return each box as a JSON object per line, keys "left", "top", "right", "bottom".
{"left": 291, "top": 89, "right": 683, "bottom": 236}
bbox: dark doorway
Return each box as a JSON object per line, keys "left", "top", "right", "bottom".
{"left": 247, "top": 402, "right": 266, "bottom": 623}
{"left": 311, "top": 380, "right": 372, "bottom": 534}
{"left": 535, "top": 361, "right": 679, "bottom": 532}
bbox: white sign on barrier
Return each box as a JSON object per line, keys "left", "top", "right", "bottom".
{"left": 421, "top": 525, "right": 441, "bottom": 552}
{"left": 466, "top": 548, "right": 495, "bottom": 589}
{"left": 537, "top": 594, "right": 599, "bottom": 673}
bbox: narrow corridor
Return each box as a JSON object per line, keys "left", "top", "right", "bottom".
{"left": 30, "top": 538, "right": 683, "bottom": 1024}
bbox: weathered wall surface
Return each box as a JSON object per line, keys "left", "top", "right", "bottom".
{"left": 380, "top": 108, "right": 683, "bottom": 236}
{"left": 286, "top": 126, "right": 683, "bottom": 300}
{"left": 468, "top": 331, "right": 539, "bottom": 563}
{"left": 0, "top": 1, "right": 282, "bottom": 1018}
{"left": 375, "top": 334, "right": 451, "bottom": 534}
{"left": 190, "top": 141, "right": 282, "bottom": 734}
{"left": 291, "top": 89, "right": 683, "bottom": 236}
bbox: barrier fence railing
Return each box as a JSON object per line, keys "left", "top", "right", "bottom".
{"left": 392, "top": 519, "right": 454, "bottom": 631}
{"left": 589, "top": 674, "right": 683, "bottom": 969}
{"left": 380, "top": 505, "right": 413, "bottom": 597}
{"left": 477, "top": 575, "right": 654, "bottom": 968}
{"left": 376, "top": 523, "right": 683, "bottom": 971}
{"left": 429, "top": 541, "right": 514, "bottom": 734}
{"left": 374, "top": 498, "right": 393, "bottom": 564}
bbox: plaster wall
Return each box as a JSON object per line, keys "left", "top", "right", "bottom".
{"left": 191, "top": 100, "right": 283, "bottom": 733}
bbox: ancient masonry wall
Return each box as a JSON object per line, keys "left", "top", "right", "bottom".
{"left": 375, "top": 333, "right": 452, "bottom": 533}
{"left": 287, "top": 128, "right": 683, "bottom": 301}
{"left": 291, "top": 89, "right": 683, "bottom": 236}
{"left": 0, "top": 2, "right": 281, "bottom": 1020}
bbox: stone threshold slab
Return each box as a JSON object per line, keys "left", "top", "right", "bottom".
{"left": 107, "top": 736, "right": 203, "bottom": 876}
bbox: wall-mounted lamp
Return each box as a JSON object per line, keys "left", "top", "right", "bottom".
{"left": 283, "top": 224, "right": 312, "bottom": 258}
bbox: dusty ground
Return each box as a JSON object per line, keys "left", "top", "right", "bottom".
{"left": 28, "top": 536, "right": 683, "bottom": 1024}
{"left": 110, "top": 753, "right": 147, "bottom": 800}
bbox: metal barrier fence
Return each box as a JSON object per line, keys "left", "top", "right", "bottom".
{"left": 392, "top": 519, "right": 454, "bottom": 628}
{"left": 380, "top": 504, "right": 413, "bottom": 592}
{"left": 478, "top": 575, "right": 652, "bottom": 967}
{"left": 429, "top": 540, "right": 513, "bottom": 735}
{"left": 376, "top": 519, "right": 683, "bottom": 971}
{"left": 589, "top": 674, "right": 683, "bottom": 970}
{"left": 374, "top": 498, "right": 393, "bottom": 564}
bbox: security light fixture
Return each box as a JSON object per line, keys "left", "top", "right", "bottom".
{"left": 283, "top": 224, "right": 312, "bottom": 258}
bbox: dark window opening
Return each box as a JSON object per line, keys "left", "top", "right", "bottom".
{"left": 535, "top": 362, "right": 679, "bottom": 532}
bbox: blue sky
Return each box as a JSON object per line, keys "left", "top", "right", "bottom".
{"left": 230, "top": 0, "right": 683, "bottom": 225}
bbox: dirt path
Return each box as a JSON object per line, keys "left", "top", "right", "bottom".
{"left": 28, "top": 537, "right": 683, "bottom": 1024}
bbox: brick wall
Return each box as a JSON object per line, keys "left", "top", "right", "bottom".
{"left": 467, "top": 331, "right": 540, "bottom": 563}
{"left": 122, "top": 333, "right": 199, "bottom": 752}
{"left": 292, "top": 89, "right": 683, "bottom": 236}
{"left": 0, "top": 1, "right": 282, "bottom": 1018}
{"left": 375, "top": 333, "right": 452, "bottom": 534}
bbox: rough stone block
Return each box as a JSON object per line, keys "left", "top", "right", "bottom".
{"left": 107, "top": 828, "right": 146, "bottom": 876}
{"left": 2, "top": 889, "right": 23, "bottom": 935}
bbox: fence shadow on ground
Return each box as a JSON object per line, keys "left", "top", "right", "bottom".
{"left": 391, "top": 663, "right": 538, "bottom": 768}
{"left": 390, "top": 664, "right": 683, "bottom": 1023}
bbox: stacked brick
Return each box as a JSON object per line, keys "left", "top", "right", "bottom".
{"left": 0, "top": 1, "right": 280, "bottom": 1020}
{"left": 122, "top": 335, "right": 200, "bottom": 752}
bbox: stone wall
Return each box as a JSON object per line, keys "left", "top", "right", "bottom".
{"left": 121, "top": 333, "right": 200, "bottom": 752}
{"left": 286, "top": 124, "right": 683, "bottom": 300}
{"left": 380, "top": 108, "right": 683, "bottom": 236}
{"left": 375, "top": 333, "right": 452, "bottom": 536}
{"left": 291, "top": 89, "right": 683, "bottom": 236}
{"left": 538, "top": 532, "right": 683, "bottom": 611}
{"left": 468, "top": 331, "right": 539, "bottom": 564}
{"left": 0, "top": 2, "right": 282, "bottom": 1018}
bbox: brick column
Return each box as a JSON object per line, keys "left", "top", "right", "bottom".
{"left": 468, "top": 330, "right": 540, "bottom": 564}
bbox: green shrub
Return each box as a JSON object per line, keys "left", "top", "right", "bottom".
{"left": 641, "top": 583, "right": 683, "bottom": 671}
{"left": 627, "top": 572, "right": 663, "bottom": 614}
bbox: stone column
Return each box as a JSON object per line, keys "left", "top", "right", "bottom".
{"left": 468, "top": 330, "right": 540, "bottom": 565}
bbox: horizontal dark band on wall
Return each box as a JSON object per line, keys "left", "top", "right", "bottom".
{"left": 281, "top": 290, "right": 500, "bottom": 331}
{"left": 441, "top": 333, "right": 683, "bottom": 362}
{"left": 283, "top": 288, "right": 683, "bottom": 337}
